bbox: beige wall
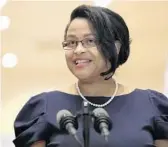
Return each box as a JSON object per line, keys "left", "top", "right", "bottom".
{"left": 1, "top": 1, "right": 168, "bottom": 146}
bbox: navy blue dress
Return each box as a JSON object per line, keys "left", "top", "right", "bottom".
{"left": 13, "top": 89, "right": 168, "bottom": 147}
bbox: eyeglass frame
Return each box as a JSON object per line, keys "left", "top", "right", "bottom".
{"left": 62, "top": 37, "right": 99, "bottom": 50}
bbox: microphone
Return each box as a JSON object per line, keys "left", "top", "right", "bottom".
{"left": 92, "top": 108, "right": 112, "bottom": 142}
{"left": 56, "top": 109, "right": 82, "bottom": 146}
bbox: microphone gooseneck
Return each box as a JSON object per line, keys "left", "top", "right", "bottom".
{"left": 56, "top": 110, "right": 82, "bottom": 146}
{"left": 92, "top": 108, "right": 112, "bottom": 142}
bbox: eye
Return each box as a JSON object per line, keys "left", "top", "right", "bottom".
{"left": 69, "top": 40, "right": 76, "bottom": 45}
{"left": 86, "top": 38, "right": 95, "bottom": 44}
{"left": 66, "top": 40, "right": 77, "bottom": 46}
{"left": 62, "top": 40, "right": 76, "bottom": 47}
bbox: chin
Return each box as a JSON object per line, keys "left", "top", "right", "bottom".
{"left": 74, "top": 73, "right": 100, "bottom": 82}
{"left": 75, "top": 74, "right": 91, "bottom": 80}
{"left": 72, "top": 72, "right": 91, "bottom": 80}
{"left": 69, "top": 66, "right": 97, "bottom": 81}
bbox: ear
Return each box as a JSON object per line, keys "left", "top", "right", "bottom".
{"left": 115, "top": 41, "right": 121, "bottom": 55}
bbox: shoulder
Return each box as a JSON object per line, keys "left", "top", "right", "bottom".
{"left": 40, "top": 84, "right": 79, "bottom": 100}
{"left": 118, "top": 88, "right": 168, "bottom": 140}
{"left": 125, "top": 87, "right": 167, "bottom": 99}
{"left": 13, "top": 91, "right": 56, "bottom": 147}
{"left": 121, "top": 87, "right": 167, "bottom": 106}
{"left": 145, "top": 90, "right": 168, "bottom": 140}
{"left": 20, "top": 84, "right": 78, "bottom": 112}
{"left": 147, "top": 89, "right": 168, "bottom": 100}
{"left": 14, "top": 86, "right": 76, "bottom": 124}
{"left": 29, "top": 84, "right": 77, "bottom": 103}
{"left": 147, "top": 89, "right": 168, "bottom": 114}
{"left": 130, "top": 88, "right": 168, "bottom": 114}
{"left": 14, "top": 92, "right": 48, "bottom": 125}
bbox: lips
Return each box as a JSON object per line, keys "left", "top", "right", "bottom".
{"left": 75, "top": 59, "right": 91, "bottom": 65}
{"left": 74, "top": 59, "right": 92, "bottom": 68}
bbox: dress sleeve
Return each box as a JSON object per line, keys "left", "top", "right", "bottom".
{"left": 149, "top": 90, "right": 168, "bottom": 140}
{"left": 13, "top": 93, "right": 54, "bottom": 147}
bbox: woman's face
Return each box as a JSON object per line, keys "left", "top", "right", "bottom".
{"left": 64, "top": 18, "right": 110, "bottom": 81}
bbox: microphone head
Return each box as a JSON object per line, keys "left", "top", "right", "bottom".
{"left": 56, "top": 109, "right": 78, "bottom": 132}
{"left": 56, "top": 109, "right": 73, "bottom": 124}
{"left": 92, "top": 108, "right": 109, "bottom": 118}
{"left": 92, "top": 108, "right": 112, "bottom": 134}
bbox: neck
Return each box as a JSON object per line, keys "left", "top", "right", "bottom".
{"left": 76, "top": 78, "right": 118, "bottom": 97}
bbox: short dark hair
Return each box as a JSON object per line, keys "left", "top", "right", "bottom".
{"left": 64, "top": 5, "right": 131, "bottom": 80}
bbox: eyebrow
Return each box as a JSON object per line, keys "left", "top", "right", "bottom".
{"left": 66, "top": 33, "right": 95, "bottom": 39}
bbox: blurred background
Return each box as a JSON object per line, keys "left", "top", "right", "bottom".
{"left": 1, "top": 0, "right": 168, "bottom": 146}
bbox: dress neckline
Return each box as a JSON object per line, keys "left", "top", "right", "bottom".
{"left": 53, "top": 88, "right": 139, "bottom": 99}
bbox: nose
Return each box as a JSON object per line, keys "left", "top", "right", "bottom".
{"left": 73, "top": 42, "right": 86, "bottom": 54}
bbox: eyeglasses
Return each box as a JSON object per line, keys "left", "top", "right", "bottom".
{"left": 62, "top": 38, "right": 98, "bottom": 50}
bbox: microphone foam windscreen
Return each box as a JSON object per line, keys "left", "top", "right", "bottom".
{"left": 93, "top": 108, "right": 109, "bottom": 117}
{"left": 56, "top": 109, "right": 72, "bottom": 124}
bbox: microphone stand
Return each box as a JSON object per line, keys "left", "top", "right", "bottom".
{"left": 83, "top": 101, "right": 90, "bottom": 147}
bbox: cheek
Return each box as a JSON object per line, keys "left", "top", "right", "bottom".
{"left": 93, "top": 50, "right": 107, "bottom": 69}
{"left": 64, "top": 51, "right": 73, "bottom": 63}
{"left": 64, "top": 51, "right": 75, "bottom": 71}
{"left": 97, "top": 57, "right": 110, "bottom": 72}
{"left": 98, "top": 59, "right": 108, "bottom": 70}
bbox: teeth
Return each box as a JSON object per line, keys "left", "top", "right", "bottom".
{"left": 75, "top": 60, "right": 90, "bottom": 64}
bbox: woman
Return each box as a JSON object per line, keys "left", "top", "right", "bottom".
{"left": 13, "top": 5, "right": 168, "bottom": 147}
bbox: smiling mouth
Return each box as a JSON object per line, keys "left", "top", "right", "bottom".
{"left": 74, "top": 60, "right": 92, "bottom": 67}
